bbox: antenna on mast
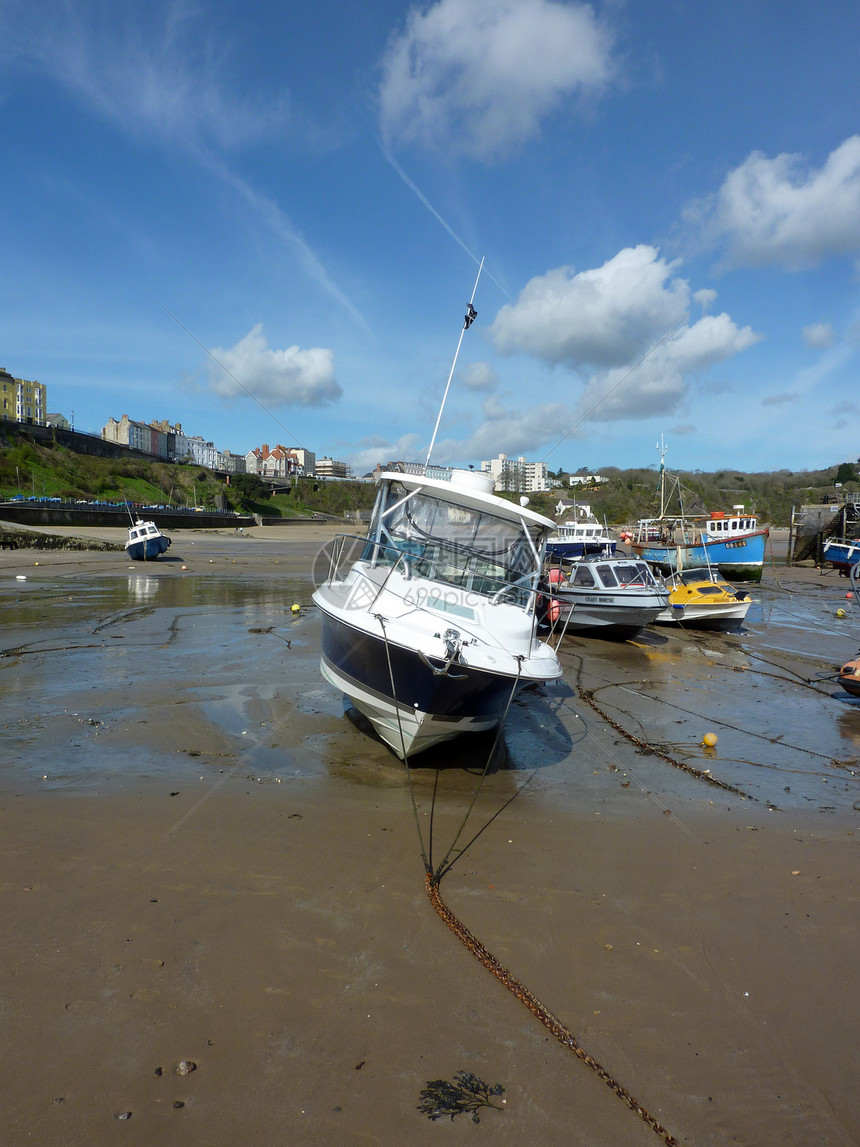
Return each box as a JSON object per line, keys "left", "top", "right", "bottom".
{"left": 424, "top": 257, "right": 484, "bottom": 473}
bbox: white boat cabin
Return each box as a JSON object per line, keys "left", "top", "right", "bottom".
{"left": 701, "top": 511, "right": 758, "bottom": 540}
{"left": 128, "top": 521, "right": 163, "bottom": 544}
{"left": 361, "top": 472, "right": 551, "bottom": 611}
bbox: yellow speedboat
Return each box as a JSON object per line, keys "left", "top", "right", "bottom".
{"left": 654, "top": 568, "right": 752, "bottom": 630}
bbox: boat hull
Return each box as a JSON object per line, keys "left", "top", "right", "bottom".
{"left": 554, "top": 590, "right": 667, "bottom": 639}
{"left": 126, "top": 536, "right": 171, "bottom": 561}
{"left": 318, "top": 612, "right": 524, "bottom": 758}
{"left": 655, "top": 600, "right": 751, "bottom": 630}
{"left": 823, "top": 540, "right": 860, "bottom": 573}
{"left": 546, "top": 539, "right": 616, "bottom": 561}
{"left": 631, "top": 530, "right": 768, "bottom": 582}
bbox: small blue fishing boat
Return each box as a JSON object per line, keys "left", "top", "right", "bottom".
{"left": 126, "top": 519, "right": 171, "bottom": 561}
{"left": 822, "top": 537, "right": 860, "bottom": 574}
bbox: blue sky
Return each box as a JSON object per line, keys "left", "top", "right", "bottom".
{"left": 2, "top": 1, "right": 860, "bottom": 477}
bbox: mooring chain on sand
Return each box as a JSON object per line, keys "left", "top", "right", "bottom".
{"left": 425, "top": 873, "right": 682, "bottom": 1147}
{"left": 596, "top": 672, "right": 844, "bottom": 766}
{"left": 565, "top": 658, "right": 761, "bottom": 802}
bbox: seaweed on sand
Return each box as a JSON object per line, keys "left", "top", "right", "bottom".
{"left": 417, "top": 1071, "right": 505, "bottom": 1123}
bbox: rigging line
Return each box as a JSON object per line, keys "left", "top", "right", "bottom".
{"left": 435, "top": 768, "right": 540, "bottom": 882}
{"left": 539, "top": 308, "right": 693, "bottom": 466}
{"left": 435, "top": 657, "right": 523, "bottom": 882}
{"left": 377, "top": 614, "right": 431, "bottom": 873}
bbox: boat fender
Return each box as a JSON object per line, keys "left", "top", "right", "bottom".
{"left": 547, "top": 567, "right": 563, "bottom": 585}
{"left": 548, "top": 598, "right": 561, "bottom": 624}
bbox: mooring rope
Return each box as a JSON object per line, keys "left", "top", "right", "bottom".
{"left": 425, "top": 872, "right": 681, "bottom": 1146}
{"left": 433, "top": 656, "right": 524, "bottom": 882}
{"left": 375, "top": 615, "right": 682, "bottom": 1142}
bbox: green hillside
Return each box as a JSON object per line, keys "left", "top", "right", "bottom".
{"left": 0, "top": 429, "right": 855, "bottom": 525}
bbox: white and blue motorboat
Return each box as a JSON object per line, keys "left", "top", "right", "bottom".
{"left": 313, "top": 468, "right": 563, "bottom": 759}
{"left": 546, "top": 504, "right": 616, "bottom": 562}
{"left": 126, "top": 519, "right": 171, "bottom": 561}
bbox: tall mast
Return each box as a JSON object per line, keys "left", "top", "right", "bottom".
{"left": 657, "top": 434, "right": 669, "bottom": 518}
{"left": 424, "top": 257, "right": 484, "bottom": 473}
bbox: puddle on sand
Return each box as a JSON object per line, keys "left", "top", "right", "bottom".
{"left": 2, "top": 568, "right": 860, "bottom": 813}
{"left": 0, "top": 572, "right": 322, "bottom": 788}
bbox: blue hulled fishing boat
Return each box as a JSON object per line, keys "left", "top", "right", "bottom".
{"left": 628, "top": 440, "right": 768, "bottom": 582}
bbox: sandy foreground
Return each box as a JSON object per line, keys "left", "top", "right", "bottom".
{"left": 1, "top": 524, "right": 858, "bottom": 1147}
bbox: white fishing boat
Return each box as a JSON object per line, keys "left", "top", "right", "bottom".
{"left": 546, "top": 502, "right": 616, "bottom": 561}
{"left": 126, "top": 518, "right": 171, "bottom": 561}
{"left": 544, "top": 556, "right": 668, "bottom": 639}
{"left": 312, "top": 273, "right": 562, "bottom": 759}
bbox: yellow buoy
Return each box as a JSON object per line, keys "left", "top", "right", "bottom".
{"left": 702, "top": 732, "right": 718, "bottom": 748}
{"left": 836, "top": 608, "right": 846, "bottom": 618}
{"left": 291, "top": 603, "right": 301, "bottom": 614}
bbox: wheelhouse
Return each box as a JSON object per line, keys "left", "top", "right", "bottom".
{"left": 360, "top": 476, "right": 549, "bottom": 610}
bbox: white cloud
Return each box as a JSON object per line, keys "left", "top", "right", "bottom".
{"left": 568, "top": 311, "right": 761, "bottom": 423}
{"left": 693, "top": 288, "right": 717, "bottom": 309}
{"left": 461, "top": 361, "right": 498, "bottom": 391}
{"left": 345, "top": 433, "right": 423, "bottom": 474}
{"left": 379, "top": 0, "right": 615, "bottom": 160}
{"left": 490, "top": 246, "right": 690, "bottom": 367}
{"left": 802, "top": 322, "right": 834, "bottom": 348}
{"left": 684, "top": 135, "right": 860, "bottom": 270}
{"left": 207, "top": 324, "right": 341, "bottom": 407}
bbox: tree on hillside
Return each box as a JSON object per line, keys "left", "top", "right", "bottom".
{"left": 229, "top": 473, "right": 271, "bottom": 511}
{"left": 835, "top": 461, "right": 857, "bottom": 484}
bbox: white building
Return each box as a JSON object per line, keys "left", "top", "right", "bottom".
{"left": 315, "top": 456, "right": 350, "bottom": 479}
{"left": 569, "top": 474, "right": 608, "bottom": 487}
{"left": 481, "top": 454, "right": 549, "bottom": 493}
{"left": 181, "top": 435, "right": 218, "bottom": 469}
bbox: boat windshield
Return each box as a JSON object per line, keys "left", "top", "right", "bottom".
{"left": 595, "top": 561, "right": 656, "bottom": 589}
{"left": 363, "top": 481, "right": 544, "bottom": 605}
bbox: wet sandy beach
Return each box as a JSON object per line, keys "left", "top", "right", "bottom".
{"left": 1, "top": 524, "right": 858, "bottom": 1146}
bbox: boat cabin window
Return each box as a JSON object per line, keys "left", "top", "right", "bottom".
{"left": 364, "top": 481, "right": 545, "bottom": 605}
{"left": 572, "top": 565, "right": 595, "bottom": 587}
{"left": 597, "top": 562, "right": 654, "bottom": 588}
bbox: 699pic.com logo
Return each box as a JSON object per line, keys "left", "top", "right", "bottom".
{"left": 310, "top": 536, "right": 366, "bottom": 589}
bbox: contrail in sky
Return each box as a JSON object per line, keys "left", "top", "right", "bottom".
{"left": 381, "top": 145, "right": 512, "bottom": 302}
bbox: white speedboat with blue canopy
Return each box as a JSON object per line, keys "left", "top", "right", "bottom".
{"left": 312, "top": 467, "right": 563, "bottom": 759}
